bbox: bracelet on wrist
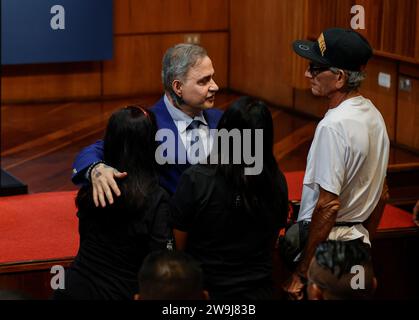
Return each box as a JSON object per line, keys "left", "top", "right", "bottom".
{"left": 86, "top": 161, "right": 105, "bottom": 181}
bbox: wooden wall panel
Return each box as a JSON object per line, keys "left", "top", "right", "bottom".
{"left": 306, "top": 0, "right": 337, "bottom": 39}
{"left": 114, "top": 0, "right": 228, "bottom": 34}
{"left": 335, "top": 0, "right": 355, "bottom": 29}
{"left": 381, "top": 0, "right": 417, "bottom": 58}
{"left": 355, "top": 0, "right": 383, "bottom": 50}
{"left": 395, "top": 0, "right": 417, "bottom": 58}
{"left": 230, "top": 0, "right": 305, "bottom": 108}
{"left": 307, "top": 0, "right": 367, "bottom": 38}
{"left": 1, "top": 0, "right": 229, "bottom": 103}
{"left": 1, "top": 63, "right": 101, "bottom": 103}
{"left": 102, "top": 33, "right": 228, "bottom": 96}
{"left": 400, "top": 62, "right": 419, "bottom": 79}
{"left": 381, "top": 0, "right": 398, "bottom": 54}
{"left": 416, "top": 2, "right": 419, "bottom": 59}
{"left": 396, "top": 77, "right": 419, "bottom": 149}
{"left": 188, "top": 0, "right": 229, "bottom": 31}
{"left": 200, "top": 33, "right": 229, "bottom": 89}
{"left": 291, "top": 1, "right": 310, "bottom": 90}
{"left": 359, "top": 57, "right": 397, "bottom": 141}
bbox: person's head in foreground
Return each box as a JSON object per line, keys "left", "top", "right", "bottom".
{"left": 293, "top": 28, "right": 373, "bottom": 99}
{"left": 135, "top": 251, "right": 209, "bottom": 300}
{"left": 307, "top": 240, "right": 377, "bottom": 300}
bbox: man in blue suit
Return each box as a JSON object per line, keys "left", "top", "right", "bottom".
{"left": 72, "top": 44, "right": 221, "bottom": 207}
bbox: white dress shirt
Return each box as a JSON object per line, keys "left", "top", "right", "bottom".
{"left": 164, "top": 94, "right": 213, "bottom": 163}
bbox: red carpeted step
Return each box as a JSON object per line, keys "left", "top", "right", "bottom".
{"left": 283, "top": 171, "right": 416, "bottom": 230}
{"left": 0, "top": 191, "right": 79, "bottom": 264}
{"left": 377, "top": 205, "right": 416, "bottom": 229}
{"left": 0, "top": 173, "right": 416, "bottom": 265}
{"left": 284, "top": 171, "right": 305, "bottom": 200}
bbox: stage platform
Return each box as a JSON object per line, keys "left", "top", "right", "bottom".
{"left": 0, "top": 171, "right": 418, "bottom": 299}
{"left": 0, "top": 169, "right": 27, "bottom": 197}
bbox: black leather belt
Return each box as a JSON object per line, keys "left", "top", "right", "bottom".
{"left": 334, "top": 221, "right": 363, "bottom": 227}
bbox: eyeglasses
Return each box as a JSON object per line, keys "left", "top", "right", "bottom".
{"left": 307, "top": 63, "right": 332, "bottom": 77}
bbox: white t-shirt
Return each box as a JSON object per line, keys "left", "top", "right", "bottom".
{"left": 297, "top": 96, "right": 390, "bottom": 245}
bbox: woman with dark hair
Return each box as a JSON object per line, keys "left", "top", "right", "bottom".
{"left": 54, "top": 106, "right": 171, "bottom": 300}
{"left": 171, "top": 96, "right": 289, "bottom": 300}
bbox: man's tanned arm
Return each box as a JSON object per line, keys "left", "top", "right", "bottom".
{"left": 296, "top": 187, "right": 341, "bottom": 277}
{"left": 283, "top": 187, "right": 340, "bottom": 299}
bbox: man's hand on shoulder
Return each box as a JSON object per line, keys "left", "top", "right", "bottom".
{"left": 91, "top": 163, "right": 128, "bottom": 207}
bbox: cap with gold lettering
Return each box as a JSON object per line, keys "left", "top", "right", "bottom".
{"left": 293, "top": 28, "right": 373, "bottom": 71}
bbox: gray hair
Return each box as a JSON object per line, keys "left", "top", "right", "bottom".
{"left": 161, "top": 44, "right": 208, "bottom": 103}
{"left": 330, "top": 67, "right": 366, "bottom": 92}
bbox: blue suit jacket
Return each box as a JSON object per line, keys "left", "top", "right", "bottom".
{"left": 71, "top": 97, "right": 223, "bottom": 194}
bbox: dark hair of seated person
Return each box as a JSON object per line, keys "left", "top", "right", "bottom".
{"left": 135, "top": 250, "right": 208, "bottom": 300}
{"left": 210, "top": 96, "right": 287, "bottom": 226}
{"left": 307, "top": 240, "right": 376, "bottom": 300}
{"left": 76, "top": 105, "right": 159, "bottom": 214}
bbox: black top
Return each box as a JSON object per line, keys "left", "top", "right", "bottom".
{"left": 54, "top": 186, "right": 171, "bottom": 300}
{"left": 171, "top": 165, "right": 288, "bottom": 298}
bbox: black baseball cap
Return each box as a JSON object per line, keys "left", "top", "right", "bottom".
{"left": 293, "top": 28, "right": 373, "bottom": 71}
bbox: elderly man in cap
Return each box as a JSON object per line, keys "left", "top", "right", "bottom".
{"left": 282, "top": 28, "right": 390, "bottom": 299}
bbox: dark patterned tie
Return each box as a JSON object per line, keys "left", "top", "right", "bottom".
{"left": 186, "top": 119, "right": 203, "bottom": 131}
{"left": 186, "top": 120, "right": 204, "bottom": 158}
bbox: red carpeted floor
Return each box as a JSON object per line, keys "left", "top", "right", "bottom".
{"left": 284, "top": 171, "right": 416, "bottom": 230}
{"left": 0, "top": 191, "right": 79, "bottom": 264}
{"left": 0, "top": 171, "right": 416, "bottom": 264}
